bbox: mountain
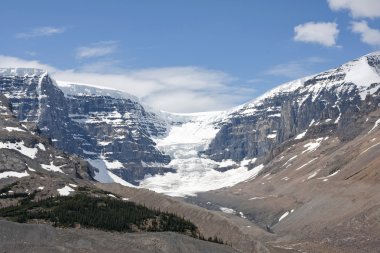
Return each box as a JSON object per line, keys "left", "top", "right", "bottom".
{"left": 0, "top": 81, "right": 241, "bottom": 253}
{"left": 1, "top": 52, "right": 380, "bottom": 197}
{"left": 1, "top": 52, "right": 380, "bottom": 252}
{"left": 0, "top": 69, "right": 173, "bottom": 186}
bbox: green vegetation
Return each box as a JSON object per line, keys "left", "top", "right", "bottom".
{"left": 0, "top": 194, "right": 197, "bottom": 234}
{"left": 0, "top": 192, "right": 227, "bottom": 245}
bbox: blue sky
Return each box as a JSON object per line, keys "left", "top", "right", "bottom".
{"left": 1, "top": 0, "right": 380, "bottom": 112}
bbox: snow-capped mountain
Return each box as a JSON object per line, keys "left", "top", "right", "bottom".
{"left": 1, "top": 52, "right": 380, "bottom": 198}
{"left": 140, "top": 52, "right": 380, "bottom": 196}
{"left": 0, "top": 69, "right": 172, "bottom": 186}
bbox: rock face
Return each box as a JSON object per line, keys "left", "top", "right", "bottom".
{"left": 204, "top": 53, "right": 380, "bottom": 164}
{"left": 0, "top": 92, "right": 95, "bottom": 205}
{"left": 0, "top": 70, "right": 172, "bottom": 184}
{"left": 59, "top": 83, "right": 172, "bottom": 183}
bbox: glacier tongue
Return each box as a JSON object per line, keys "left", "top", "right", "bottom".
{"left": 139, "top": 111, "right": 262, "bottom": 197}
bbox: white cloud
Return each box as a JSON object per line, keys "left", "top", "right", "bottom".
{"left": 328, "top": 0, "right": 380, "bottom": 18}
{"left": 76, "top": 41, "right": 118, "bottom": 59}
{"left": 0, "top": 55, "right": 255, "bottom": 113}
{"left": 15, "top": 26, "right": 65, "bottom": 39}
{"left": 0, "top": 55, "right": 55, "bottom": 71}
{"left": 351, "top": 21, "right": 380, "bottom": 47}
{"left": 294, "top": 22, "right": 339, "bottom": 47}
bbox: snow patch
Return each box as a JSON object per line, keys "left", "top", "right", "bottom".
{"left": 220, "top": 207, "right": 236, "bottom": 215}
{"left": 57, "top": 186, "right": 74, "bottom": 196}
{"left": 0, "top": 141, "right": 38, "bottom": 159}
{"left": 0, "top": 170, "right": 29, "bottom": 179}
{"left": 295, "top": 131, "right": 307, "bottom": 140}
{"left": 3, "top": 127, "right": 26, "bottom": 132}
{"left": 368, "top": 119, "right": 380, "bottom": 134}
{"left": 279, "top": 211, "right": 289, "bottom": 222}
{"left": 41, "top": 162, "right": 64, "bottom": 173}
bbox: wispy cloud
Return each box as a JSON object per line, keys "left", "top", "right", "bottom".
{"left": 328, "top": 0, "right": 380, "bottom": 19}
{"left": 76, "top": 41, "right": 118, "bottom": 59}
{"left": 25, "top": 51, "right": 37, "bottom": 57}
{"left": 265, "top": 57, "right": 328, "bottom": 79}
{"left": 294, "top": 22, "right": 339, "bottom": 47}
{"left": 15, "top": 26, "right": 65, "bottom": 39}
{"left": 0, "top": 55, "right": 255, "bottom": 113}
{"left": 351, "top": 21, "right": 380, "bottom": 47}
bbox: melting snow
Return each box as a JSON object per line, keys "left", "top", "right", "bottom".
{"left": 307, "top": 171, "right": 319, "bottom": 180}
{"left": 88, "top": 158, "right": 136, "bottom": 188}
{"left": 0, "top": 141, "right": 38, "bottom": 159}
{"left": 360, "top": 142, "right": 380, "bottom": 155}
{"left": 296, "top": 157, "right": 318, "bottom": 171}
{"left": 295, "top": 131, "right": 307, "bottom": 140}
{"left": 279, "top": 211, "right": 289, "bottom": 222}
{"left": 0, "top": 170, "right": 29, "bottom": 179}
{"left": 57, "top": 186, "right": 75, "bottom": 196}
{"left": 3, "top": 127, "right": 26, "bottom": 132}
{"left": 41, "top": 162, "right": 64, "bottom": 173}
{"left": 302, "top": 137, "right": 327, "bottom": 153}
{"left": 368, "top": 119, "right": 380, "bottom": 134}
{"left": 220, "top": 207, "right": 236, "bottom": 214}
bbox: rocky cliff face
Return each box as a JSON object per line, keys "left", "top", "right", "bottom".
{"left": 59, "top": 83, "right": 172, "bottom": 183}
{"left": 0, "top": 70, "right": 173, "bottom": 185}
{"left": 0, "top": 92, "right": 95, "bottom": 205}
{"left": 204, "top": 53, "right": 380, "bottom": 165}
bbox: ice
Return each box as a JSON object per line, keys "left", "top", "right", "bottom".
{"left": 88, "top": 158, "right": 136, "bottom": 188}
{"left": 57, "top": 81, "right": 139, "bottom": 102}
{"left": 103, "top": 159, "right": 124, "bottom": 170}
{"left": 0, "top": 170, "right": 29, "bottom": 179}
{"left": 0, "top": 141, "right": 38, "bottom": 159}
{"left": 140, "top": 112, "right": 263, "bottom": 197}
{"left": 139, "top": 110, "right": 264, "bottom": 196}
{"left": 57, "top": 185, "right": 74, "bottom": 196}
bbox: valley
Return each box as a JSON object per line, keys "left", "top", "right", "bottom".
{"left": 1, "top": 52, "right": 380, "bottom": 252}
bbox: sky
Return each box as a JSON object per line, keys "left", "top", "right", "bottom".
{"left": 0, "top": 0, "right": 380, "bottom": 112}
